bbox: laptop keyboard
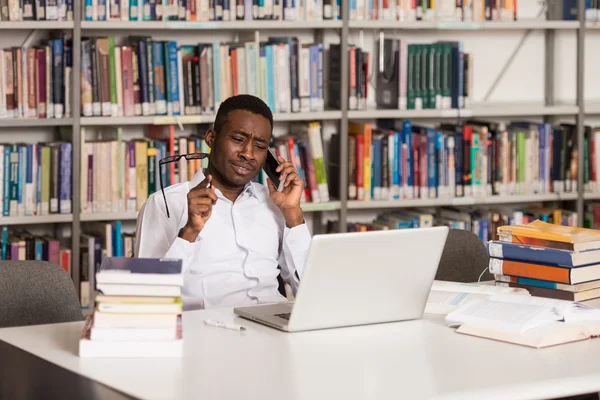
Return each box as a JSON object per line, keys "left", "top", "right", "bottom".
{"left": 275, "top": 313, "right": 291, "bottom": 320}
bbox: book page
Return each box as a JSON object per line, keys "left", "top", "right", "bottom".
{"left": 425, "top": 291, "right": 489, "bottom": 315}
{"left": 489, "top": 294, "right": 591, "bottom": 316}
{"left": 430, "top": 280, "right": 530, "bottom": 296}
{"left": 446, "top": 299, "right": 562, "bottom": 333}
{"left": 425, "top": 281, "right": 530, "bottom": 316}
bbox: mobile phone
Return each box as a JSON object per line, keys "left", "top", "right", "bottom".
{"left": 263, "top": 149, "right": 285, "bottom": 192}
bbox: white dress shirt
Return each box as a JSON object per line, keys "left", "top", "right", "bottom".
{"left": 135, "top": 168, "right": 312, "bottom": 311}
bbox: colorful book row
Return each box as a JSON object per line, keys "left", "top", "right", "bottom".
{"left": 81, "top": 36, "right": 324, "bottom": 118}
{"left": 329, "top": 120, "right": 586, "bottom": 202}
{"left": 0, "top": 36, "right": 73, "bottom": 120}
{"left": 84, "top": 0, "right": 340, "bottom": 21}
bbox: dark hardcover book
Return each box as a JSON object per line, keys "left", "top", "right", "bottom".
{"left": 488, "top": 240, "right": 600, "bottom": 268}
{"left": 90, "top": 38, "right": 101, "bottom": 116}
{"left": 23, "top": 0, "right": 36, "bottom": 19}
{"left": 36, "top": 48, "right": 47, "bottom": 118}
{"left": 134, "top": 38, "right": 149, "bottom": 115}
{"left": 131, "top": 44, "right": 142, "bottom": 116}
{"left": 97, "top": 257, "right": 183, "bottom": 285}
{"left": 327, "top": 43, "right": 341, "bottom": 109}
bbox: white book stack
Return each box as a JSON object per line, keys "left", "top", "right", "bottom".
{"left": 79, "top": 257, "right": 184, "bottom": 358}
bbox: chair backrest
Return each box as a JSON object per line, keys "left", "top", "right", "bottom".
{"left": 0, "top": 261, "right": 84, "bottom": 328}
{"left": 435, "top": 229, "right": 492, "bottom": 283}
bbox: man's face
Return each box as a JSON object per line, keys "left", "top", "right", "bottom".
{"left": 206, "top": 109, "right": 271, "bottom": 188}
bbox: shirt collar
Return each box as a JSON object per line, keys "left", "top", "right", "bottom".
{"left": 189, "top": 168, "right": 266, "bottom": 202}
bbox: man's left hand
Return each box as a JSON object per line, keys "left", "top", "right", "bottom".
{"left": 267, "top": 156, "right": 305, "bottom": 228}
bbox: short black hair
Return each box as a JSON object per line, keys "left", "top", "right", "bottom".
{"left": 213, "top": 94, "right": 273, "bottom": 135}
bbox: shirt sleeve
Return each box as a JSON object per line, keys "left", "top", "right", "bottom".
{"left": 278, "top": 223, "right": 311, "bottom": 294}
{"left": 135, "top": 193, "right": 194, "bottom": 261}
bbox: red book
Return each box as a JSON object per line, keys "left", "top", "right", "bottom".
{"left": 121, "top": 46, "right": 135, "bottom": 117}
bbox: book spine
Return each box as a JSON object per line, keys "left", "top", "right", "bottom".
{"left": 59, "top": 142, "right": 72, "bottom": 214}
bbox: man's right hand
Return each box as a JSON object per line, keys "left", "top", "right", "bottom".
{"left": 178, "top": 175, "right": 217, "bottom": 243}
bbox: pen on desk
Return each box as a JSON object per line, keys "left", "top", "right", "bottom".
{"left": 204, "top": 319, "right": 246, "bottom": 331}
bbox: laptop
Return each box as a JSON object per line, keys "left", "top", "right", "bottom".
{"left": 234, "top": 226, "right": 449, "bottom": 332}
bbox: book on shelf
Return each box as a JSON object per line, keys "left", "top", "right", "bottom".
{"left": 0, "top": 226, "right": 70, "bottom": 267}
{"left": 80, "top": 122, "right": 329, "bottom": 214}
{"left": 84, "top": 0, "right": 339, "bottom": 21}
{"left": 0, "top": 0, "right": 73, "bottom": 21}
{"left": 0, "top": 35, "right": 72, "bottom": 120}
{"left": 79, "top": 257, "right": 183, "bottom": 358}
{"left": 336, "top": 205, "right": 577, "bottom": 244}
{"left": 349, "top": 0, "right": 518, "bottom": 21}
{"left": 445, "top": 293, "right": 600, "bottom": 348}
{"left": 328, "top": 37, "right": 472, "bottom": 111}
{"left": 0, "top": 140, "right": 72, "bottom": 217}
{"left": 547, "top": 0, "right": 600, "bottom": 21}
{"left": 328, "top": 120, "right": 584, "bottom": 203}
{"left": 80, "top": 35, "right": 325, "bottom": 118}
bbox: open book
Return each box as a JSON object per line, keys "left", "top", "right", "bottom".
{"left": 446, "top": 294, "right": 600, "bottom": 348}
{"left": 425, "top": 281, "right": 530, "bottom": 315}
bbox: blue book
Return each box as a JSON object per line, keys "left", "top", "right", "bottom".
{"left": 402, "top": 121, "right": 412, "bottom": 194}
{"left": 112, "top": 221, "right": 123, "bottom": 257}
{"left": 97, "top": 257, "right": 183, "bottom": 286}
{"left": 392, "top": 131, "right": 400, "bottom": 199}
{"left": 372, "top": 135, "right": 382, "bottom": 198}
{"left": 97, "top": 0, "right": 106, "bottom": 19}
{"left": 166, "top": 41, "right": 180, "bottom": 116}
{"left": 1, "top": 226, "right": 7, "bottom": 260}
{"left": 454, "top": 129, "right": 464, "bottom": 196}
{"left": 487, "top": 240, "right": 600, "bottom": 268}
{"left": 309, "top": 44, "right": 318, "bottom": 112}
{"left": 84, "top": 0, "right": 93, "bottom": 20}
{"left": 137, "top": 40, "right": 149, "bottom": 116}
{"left": 35, "top": 239, "right": 44, "bottom": 260}
{"left": 265, "top": 45, "right": 275, "bottom": 111}
{"left": 426, "top": 128, "right": 436, "bottom": 199}
{"left": 59, "top": 143, "right": 72, "bottom": 214}
{"left": 152, "top": 42, "right": 167, "bottom": 115}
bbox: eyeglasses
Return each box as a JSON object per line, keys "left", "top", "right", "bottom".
{"left": 159, "top": 153, "right": 210, "bottom": 218}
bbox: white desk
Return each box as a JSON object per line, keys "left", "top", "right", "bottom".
{"left": 1, "top": 308, "right": 600, "bottom": 400}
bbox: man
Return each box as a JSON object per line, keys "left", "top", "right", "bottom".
{"left": 135, "top": 95, "right": 311, "bottom": 311}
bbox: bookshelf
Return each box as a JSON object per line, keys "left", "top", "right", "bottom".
{"left": 0, "top": 0, "right": 594, "bottom": 303}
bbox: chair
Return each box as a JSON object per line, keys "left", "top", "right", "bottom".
{"left": 0, "top": 261, "right": 84, "bottom": 328}
{"left": 435, "top": 229, "right": 493, "bottom": 283}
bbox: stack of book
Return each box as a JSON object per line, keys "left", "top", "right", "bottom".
{"left": 489, "top": 220, "right": 600, "bottom": 302}
{"left": 79, "top": 257, "right": 184, "bottom": 358}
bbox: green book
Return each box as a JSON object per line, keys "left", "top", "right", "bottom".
{"left": 420, "top": 44, "right": 428, "bottom": 109}
{"left": 414, "top": 45, "right": 422, "bottom": 110}
{"left": 471, "top": 132, "right": 481, "bottom": 194}
{"left": 407, "top": 44, "right": 415, "bottom": 110}
{"left": 108, "top": 37, "right": 117, "bottom": 116}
